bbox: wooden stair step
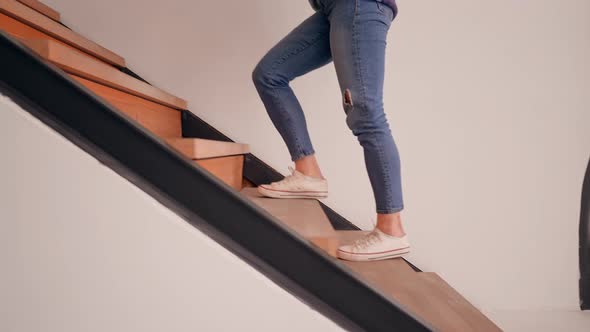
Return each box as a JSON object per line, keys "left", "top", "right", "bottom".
{"left": 346, "top": 266, "right": 499, "bottom": 331}
{"left": 165, "top": 138, "right": 249, "bottom": 160}
{"left": 16, "top": 0, "right": 59, "bottom": 21}
{"left": 239, "top": 187, "right": 335, "bottom": 239}
{"left": 71, "top": 75, "right": 181, "bottom": 138}
{"left": 196, "top": 155, "right": 244, "bottom": 191}
{"left": 166, "top": 138, "right": 249, "bottom": 191}
{"left": 417, "top": 272, "right": 501, "bottom": 331}
{"left": 337, "top": 231, "right": 499, "bottom": 331}
{"left": 286, "top": 230, "right": 500, "bottom": 330}
{"left": 18, "top": 38, "right": 187, "bottom": 110}
{"left": 377, "top": 274, "right": 501, "bottom": 332}
{"left": 312, "top": 230, "right": 365, "bottom": 258}
{"left": 74, "top": 78, "right": 242, "bottom": 191}
{"left": 0, "top": 0, "right": 124, "bottom": 66}
{"left": 1, "top": 12, "right": 68, "bottom": 51}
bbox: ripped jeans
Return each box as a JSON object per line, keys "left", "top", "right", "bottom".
{"left": 252, "top": 0, "right": 403, "bottom": 214}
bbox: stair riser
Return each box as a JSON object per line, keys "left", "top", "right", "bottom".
{"left": 165, "top": 138, "right": 249, "bottom": 160}
{"left": 71, "top": 75, "right": 181, "bottom": 138}
{"left": 17, "top": 38, "right": 187, "bottom": 110}
{"left": 110, "top": 100, "right": 181, "bottom": 138}
{"left": 73, "top": 75, "right": 244, "bottom": 191}
{"left": 196, "top": 155, "right": 244, "bottom": 191}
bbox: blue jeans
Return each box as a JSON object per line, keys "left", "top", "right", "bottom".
{"left": 252, "top": 0, "right": 403, "bottom": 214}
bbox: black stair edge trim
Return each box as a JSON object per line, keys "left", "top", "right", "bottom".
{"left": 181, "top": 110, "right": 423, "bottom": 273}
{"left": 0, "top": 32, "right": 432, "bottom": 331}
{"left": 580, "top": 156, "right": 590, "bottom": 310}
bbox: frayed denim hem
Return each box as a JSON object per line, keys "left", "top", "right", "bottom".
{"left": 376, "top": 206, "right": 404, "bottom": 214}
{"left": 291, "top": 149, "right": 316, "bottom": 162}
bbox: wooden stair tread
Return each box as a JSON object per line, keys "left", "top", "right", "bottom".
{"left": 0, "top": 0, "right": 124, "bottom": 66}
{"left": 196, "top": 155, "right": 244, "bottom": 191}
{"left": 416, "top": 272, "right": 501, "bottom": 331}
{"left": 19, "top": 37, "right": 187, "bottom": 110}
{"left": 349, "top": 270, "right": 499, "bottom": 331}
{"left": 71, "top": 79, "right": 243, "bottom": 191}
{"left": 236, "top": 193, "right": 500, "bottom": 330}
{"left": 166, "top": 138, "right": 249, "bottom": 160}
{"left": 239, "top": 187, "right": 334, "bottom": 238}
{"left": 1, "top": 12, "right": 73, "bottom": 55}
{"left": 311, "top": 230, "right": 500, "bottom": 331}
{"left": 16, "top": 0, "right": 59, "bottom": 21}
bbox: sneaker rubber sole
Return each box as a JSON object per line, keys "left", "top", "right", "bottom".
{"left": 257, "top": 185, "right": 328, "bottom": 199}
{"left": 336, "top": 246, "right": 410, "bottom": 262}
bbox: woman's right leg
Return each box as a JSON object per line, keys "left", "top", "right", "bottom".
{"left": 327, "top": 0, "right": 409, "bottom": 261}
{"left": 252, "top": 11, "right": 332, "bottom": 172}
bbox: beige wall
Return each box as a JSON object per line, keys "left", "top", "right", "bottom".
{"left": 0, "top": 96, "right": 342, "bottom": 332}
{"left": 42, "top": 0, "right": 590, "bottom": 313}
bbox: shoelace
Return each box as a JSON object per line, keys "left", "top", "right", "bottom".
{"left": 273, "top": 166, "right": 300, "bottom": 185}
{"left": 285, "top": 166, "right": 301, "bottom": 182}
{"left": 352, "top": 230, "right": 382, "bottom": 250}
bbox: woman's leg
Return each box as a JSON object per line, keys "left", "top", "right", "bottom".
{"left": 252, "top": 11, "right": 333, "bottom": 179}
{"left": 328, "top": 1, "right": 406, "bottom": 237}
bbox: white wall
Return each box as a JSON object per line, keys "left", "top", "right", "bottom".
{"left": 0, "top": 95, "right": 342, "bottom": 332}
{"left": 41, "top": 0, "right": 590, "bottom": 315}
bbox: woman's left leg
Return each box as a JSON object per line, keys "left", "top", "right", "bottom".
{"left": 326, "top": 0, "right": 409, "bottom": 261}
{"left": 252, "top": 11, "right": 333, "bottom": 199}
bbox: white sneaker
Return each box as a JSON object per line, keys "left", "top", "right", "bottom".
{"left": 258, "top": 166, "right": 328, "bottom": 199}
{"left": 337, "top": 228, "right": 410, "bottom": 261}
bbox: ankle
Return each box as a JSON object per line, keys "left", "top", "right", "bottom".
{"left": 377, "top": 225, "right": 406, "bottom": 237}
{"left": 295, "top": 167, "right": 324, "bottom": 180}
{"left": 307, "top": 172, "right": 326, "bottom": 180}
{"left": 376, "top": 213, "right": 406, "bottom": 237}
{"left": 294, "top": 155, "right": 324, "bottom": 179}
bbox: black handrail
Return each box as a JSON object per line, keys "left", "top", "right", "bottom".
{"left": 580, "top": 156, "right": 590, "bottom": 310}
{"left": 0, "top": 31, "right": 432, "bottom": 331}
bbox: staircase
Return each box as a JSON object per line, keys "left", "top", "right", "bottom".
{"left": 241, "top": 188, "right": 500, "bottom": 331}
{"left": 0, "top": 1, "right": 502, "bottom": 330}
{"left": 0, "top": 0, "right": 249, "bottom": 190}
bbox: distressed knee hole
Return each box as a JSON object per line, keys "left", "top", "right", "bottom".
{"left": 343, "top": 89, "right": 358, "bottom": 130}
{"left": 344, "top": 89, "right": 353, "bottom": 106}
